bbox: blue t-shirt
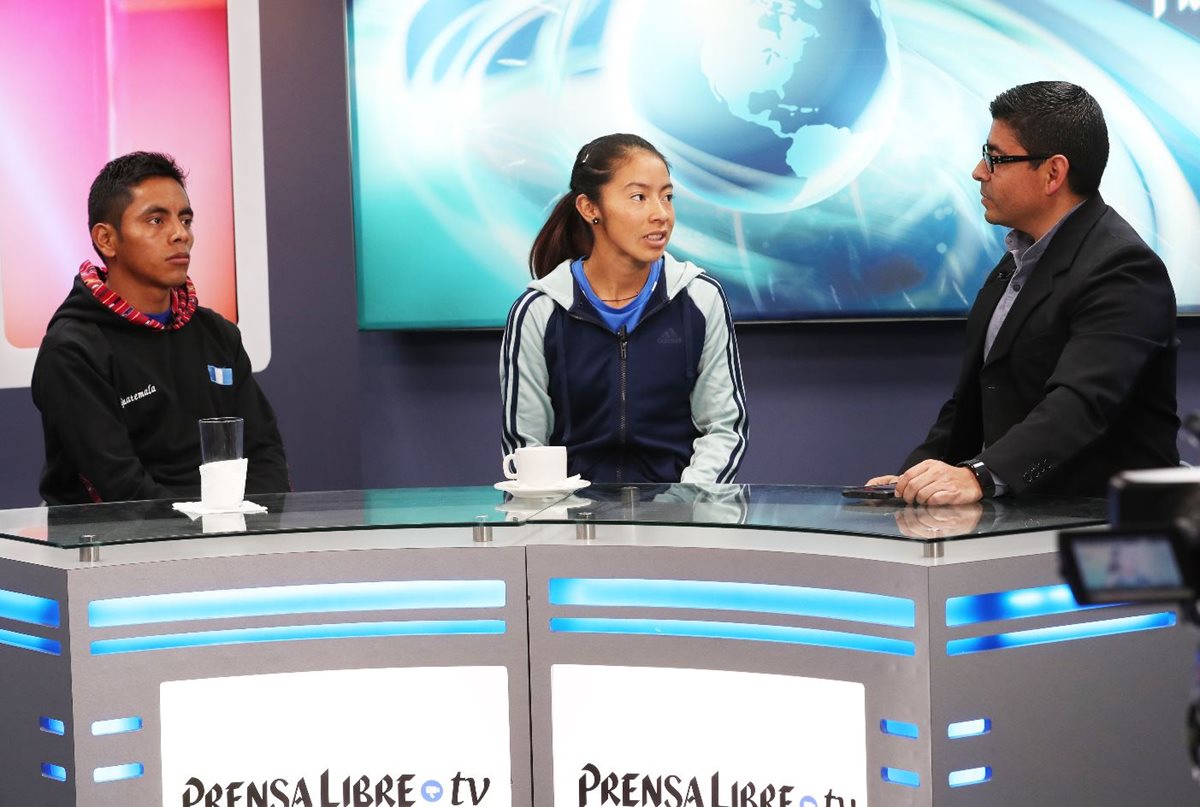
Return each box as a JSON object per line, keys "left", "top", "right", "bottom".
{"left": 571, "top": 257, "right": 663, "bottom": 334}
{"left": 146, "top": 309, "right": 172, "bottom": 326}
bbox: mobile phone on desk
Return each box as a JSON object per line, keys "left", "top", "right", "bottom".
{"left": 841, "top": 483, "right": 898, "bottom": 500}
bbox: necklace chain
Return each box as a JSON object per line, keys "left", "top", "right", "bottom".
{"left": 582, "top": 258, "right": 647, "bottom": 304}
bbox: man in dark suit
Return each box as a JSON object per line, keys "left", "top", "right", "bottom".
{"left": 869, "top": 81, "right": 1179, "bottom": 504}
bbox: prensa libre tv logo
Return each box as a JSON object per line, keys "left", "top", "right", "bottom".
{"left": 578, "top": 764, "right": 859, "bottom": 807}
{"left": 181, "top": 769, "right": 493, "bottom": 807}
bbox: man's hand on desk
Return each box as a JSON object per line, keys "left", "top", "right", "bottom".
{"left": 893, "top": 501, "right": 985, "bottom": 539}
{"left": 868, "top": 460, "right": 983, "bottom": 505}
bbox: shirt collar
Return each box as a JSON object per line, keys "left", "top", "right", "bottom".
{"left": 1004, "top": 200, "right": 1086, "bottom": 276}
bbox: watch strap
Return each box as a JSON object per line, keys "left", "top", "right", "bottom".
{"left": 957, "top": 459, "right": 996, "bottom": 498}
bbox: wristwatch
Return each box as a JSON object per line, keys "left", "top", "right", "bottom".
{"left": 957, "top": 459, "right": 996, "bottom": 498}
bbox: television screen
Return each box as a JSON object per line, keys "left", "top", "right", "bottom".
{"left": 1074, "top": 536, "right": 1184, "bottom": 591}
{"left": 348, "top": 0, "right": 1200, "bottom": 329}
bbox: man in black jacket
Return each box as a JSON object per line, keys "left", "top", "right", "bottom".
{"left": 869, "top": 82, "right": 1179, "bottom": 504}
{"left": 32, "top": 151, "right": 290, "bottom": 504}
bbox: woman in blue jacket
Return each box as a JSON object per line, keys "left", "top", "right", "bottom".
{"left": 500, "top": 134, "right": 748, "bottom": 484}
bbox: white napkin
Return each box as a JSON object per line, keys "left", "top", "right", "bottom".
{"left": 172, "top": 500, "right": 268, "bottom": 520}
{"left": 201, "top": 513, "right": 248, "bottom": 534}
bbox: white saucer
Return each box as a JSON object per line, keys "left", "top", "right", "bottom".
{"left": 495, "top": 495, "right": 592, "bottom": 519}
{"left": 494, "top": 478, "right": 591, "bottom": 499}
{"left": 496, "top": 494, "right": 591, "bottom": 513}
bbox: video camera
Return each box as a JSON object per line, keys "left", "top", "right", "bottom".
{"left": 1059, "top": 411, "right": 1200, "bottom": 610}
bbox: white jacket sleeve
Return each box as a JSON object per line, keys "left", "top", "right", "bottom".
{"left": 681, "top": 276, "right": 749, "bottom": 483}
{"left": 500, "top": 290, "right": 555, "bottom": 456}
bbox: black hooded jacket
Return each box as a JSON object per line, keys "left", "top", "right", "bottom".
{"left": 32, "top": 276, "right": 290, "bottom": 505}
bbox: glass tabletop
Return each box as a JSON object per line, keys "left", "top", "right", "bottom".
{"left": 0, "top": 484, "right": 1108, "bottom": 549}
{"left": 525, "top": 483, "right": 1108, "bottom": 541}
{"left": 0, "top": 487, "right": 526, "bottom": 549}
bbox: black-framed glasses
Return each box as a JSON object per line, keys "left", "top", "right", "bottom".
{"left": 981, "top": 145, "right": 1053, "bottom": 173}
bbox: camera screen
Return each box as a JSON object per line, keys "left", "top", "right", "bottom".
{"left": 1072, "top": 536, "right": 1184, "bottom": 592}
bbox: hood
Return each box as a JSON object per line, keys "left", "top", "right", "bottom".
{"left": 528, "top": 252, "right": 704, "bottom": 310}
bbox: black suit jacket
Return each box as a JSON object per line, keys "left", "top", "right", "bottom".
{"left": 904, "top": 195, "right": 1180, "bottom": 497}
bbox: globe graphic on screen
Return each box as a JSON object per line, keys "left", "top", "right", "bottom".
{"left": 623, "top": 0, "right": 899, "bottom": 214}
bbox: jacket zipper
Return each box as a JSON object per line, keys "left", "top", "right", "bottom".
{"left": 567, "top": 299, "right": 666, "bottom": 482}
{"left": 617, "top": 324, "right": 628, "bottom": 483}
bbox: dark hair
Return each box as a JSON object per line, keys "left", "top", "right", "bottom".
{"left": 989, "top": 81, "right": 1108, "bottom": 196}
{"left": 528, "top": 134, "right": 670, "bottom": 279}
{"left": 87, "top": 151, "right": 188, "bottom": 257}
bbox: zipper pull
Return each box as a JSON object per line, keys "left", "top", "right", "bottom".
{"left": 618, "top": 325, "right": 628, "bottom": 360}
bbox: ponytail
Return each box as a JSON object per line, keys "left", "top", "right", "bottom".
{"left": 529, "top": 193, "right": 592, "bottom": 280}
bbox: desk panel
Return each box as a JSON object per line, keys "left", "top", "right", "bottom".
{"left": 0, "top": 536, "right": 530, "bottom": 807}
{"left": 0, "top": 487, "right": 1190, "bottom": 806}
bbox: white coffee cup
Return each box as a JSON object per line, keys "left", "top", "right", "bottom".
{"left": 200, "top": 458, "right": 248, "bottom": 510}
{"left": 502, "top": 445, "right": 567, "bottom": 488}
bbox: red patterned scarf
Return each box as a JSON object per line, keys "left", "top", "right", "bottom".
{"left": 78, "top": 260, "right": 197, "bottom": 331}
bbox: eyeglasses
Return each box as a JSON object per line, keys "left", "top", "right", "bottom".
{"left": 981, "top": 145, "right": 1053, "bottom": 173}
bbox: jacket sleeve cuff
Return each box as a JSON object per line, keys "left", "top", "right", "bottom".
{"left": 957, "top": 458, "right": 1002, "bottom": 498}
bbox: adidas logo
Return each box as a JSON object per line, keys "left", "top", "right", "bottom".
{"left": 657, "top": 327, "right": 683, "bottom": 345}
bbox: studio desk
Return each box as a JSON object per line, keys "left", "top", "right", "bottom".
{"left": 0, "top": 484, "right": 1193, "bottom": 807}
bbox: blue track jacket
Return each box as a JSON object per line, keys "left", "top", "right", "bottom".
{"left": 500, "top": 254, "right": 748, "bottom": 483}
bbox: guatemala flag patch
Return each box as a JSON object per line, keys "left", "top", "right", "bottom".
{"left": 207, "top": 365, "right": 233, "bottom": 386}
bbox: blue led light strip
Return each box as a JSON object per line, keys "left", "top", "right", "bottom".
{"left": 550, "top": 578, "right": 915, "bottom": 628}
{"left": 0, "top": 587, "right": 60, "bottom": 627}
{"left": 91, "top": 619, "right": 505, "bottom": 655}
{"left": 947, "top": 612, "right": 1175, "bottom": 656}
{"left": 0, "top": 627, "right": 61, "bottom": 656}
{"left": 945, "top": 584, "right": 1109, "bottom": 627}
{"left": 89, "top": 580, "right": 506, "bottom": 627}
{"left": 92, "top": 717, "right": 142, "bottom": 736}
{"left": 948, "top": 767, "right": 991, "bottom": 787}
{"left": 880, "top": 719, "right": 919, "bottom": 739}
{"left": 94, "top": 763, "right": 143, "bottom": 783}
{"left": 948, "top": 718, "right": 991, "bottom": 739}
{"left": 41, "top": 763, "right": 67, "bottom": 782}
{"left": 550, "top": 617, "right": 915, "bottom": 656}
{"left": 881, "top": 767, "right": 920, "bottom": 787}
{"left": 39, "top": 717, "right": 65, "bottom": 735}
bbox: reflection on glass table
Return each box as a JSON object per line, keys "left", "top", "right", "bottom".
{"left": 527, "top": 483, "right": 1107, "bottom": 541}
{"left": 0, "top": 484, "right": 1109, "bottom": 549}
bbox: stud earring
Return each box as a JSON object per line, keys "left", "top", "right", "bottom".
{"left": 592, "top": 217, "right": 600, "bottom": 225}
